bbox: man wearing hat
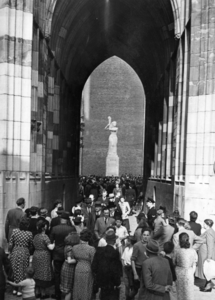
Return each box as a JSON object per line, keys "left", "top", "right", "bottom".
{"left": 82, "top": 198, "right": 96, "bottom": 232}
{"left": 146, "top": 198, "right": 157, "bottom": 229}
{"left": 138, "top": 240, "right": 172, "bottom": 300}
{"left": 92, "top": 231, "right": 122, "bottom": 300}
{"left": 50, "top": 212, "right": 76, "bottom": 300}
{"left": 50, "top": 206, "right": 64, "bottom": 229}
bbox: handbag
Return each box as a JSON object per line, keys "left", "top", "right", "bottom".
{"left": 203, "top": 260, "right": 215, "bottom": 281}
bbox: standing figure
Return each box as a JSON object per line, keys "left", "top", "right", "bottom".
{"left": 174, "top": 233, "right": 198, "bottom": 300}
{"left": 105, "top": 117, "right": 119, "bottom": 176}
{"left": 73, "top": 230, "right": 96, "bottom": 300}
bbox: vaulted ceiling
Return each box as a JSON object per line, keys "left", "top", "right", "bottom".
{"left": 50, "top": 0, "right": 176, "bottom": 95}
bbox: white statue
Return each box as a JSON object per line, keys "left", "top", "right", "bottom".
{"left": 105, "top": 116, "right": 119, "bottom": 176}
{"left": 105, "top": 116, "right": 118, "bottom": 155}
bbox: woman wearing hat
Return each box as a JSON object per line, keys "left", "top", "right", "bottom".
{"left": 60, "top": 232, "right": 80, "bottom": 300}
{"left": 174, "top": 232, "right": 198, "bottom": 300}
{"left": 72, "top": 229, "right": 96, "bottom": 300}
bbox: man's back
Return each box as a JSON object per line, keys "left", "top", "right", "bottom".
{"left": 5, "top": 208, "right": 25, "bottom": 241}
{"left": 153, "top": 224, "right": 175, "bottom": 250}
{"left": 189, "top": 221, "right": 202, "bottom": 236}
{"left": 50, "top": 223, "right": 76, "bottom": 261}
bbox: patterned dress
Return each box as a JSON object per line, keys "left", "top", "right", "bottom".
{"left": 32, "top": 233, "right": 53, "bottom": 287}
{"left": 73, "top": 243, "right": 96, "bottom": 300}
{"left": 174, "top": 248, "right": 198, "bottom": 300}
{"left": 60, "top": 246, "right": 76, "bottom": 294}
{"left": 9, "top": 229, "right": 33, "bottom": 283}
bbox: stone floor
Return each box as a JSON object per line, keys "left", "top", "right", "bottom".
{"left": 5, "top": 215, "right": 215, "bottom": 300}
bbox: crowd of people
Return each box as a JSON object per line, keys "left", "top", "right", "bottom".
{"left": 0, "top": 175, "right": 214, "bottom": 300}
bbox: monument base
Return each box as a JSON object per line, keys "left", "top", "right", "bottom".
{"left": 106, "top": 154, "right": 119, "bottom": 176}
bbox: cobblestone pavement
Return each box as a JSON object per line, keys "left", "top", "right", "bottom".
{"left": 5, "top": 215, "right": 215, "bottom": 300}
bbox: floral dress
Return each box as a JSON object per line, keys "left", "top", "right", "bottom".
{"left": 73, "top": 243, "right": 95, "bottom": 300}
{"left": 60, "top": 245, "right": 76, "bottom": 294}
{"left": 174, "top": 248, "right": 198, "bottom": 300}
{"left": 32, "top": 233, "right": 53, "bottom": 287}
{"left": 9, "top": 229, "right": 33, "bottom": 283}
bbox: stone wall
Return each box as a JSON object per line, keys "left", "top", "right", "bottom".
{"left": 82, "top": 56, "right": 145, "bottom": 176}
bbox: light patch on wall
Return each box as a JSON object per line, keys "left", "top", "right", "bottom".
{"left": 82, "top": 77, "right": 91, "bottom": 120}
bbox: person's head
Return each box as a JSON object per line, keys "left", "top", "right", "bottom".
{"left": 74, "top": 208, "right": 82, "bottom": 216}
{"left": 80, "top": 229, "right": 92, "bottom": 243}
{"left": 30, "top": 206, "right": 38, "bottom": 217}
{"left": 146, "top": 198, "right": 155, "bottom": 208}
{"left": 163, "top": 241, "right": 174, "bottom": 254}
{"left": 103, "top": 208, "right": 110, "bottom": 218}
{"left": 189, "top": 211, "right": 198, "bottom": 222}
{"left": 25, "top": 267, "right": 35, "bottom": 279}
{"left": 105, "top": 231, "right": 117, "bottom": 246}
{"left": 179, "top": 232, "right": 190, "bottom": 249}
{"left": 56, "top": 206, "right": 64, "bottom": 216}
{"left": 16, "top": 197, "right": 25, "bottom": 209}
{"left": 136, "top": 212, "right": 146, "bottom": 224}
{"left": 60, "top": 211, "right": 70, "bottom": 224}
{"left": 89, "top": 194, "right": 95, "bottom": 202}
{"left": 203, "top": 219, "right": 214, "bottom": 230}
{"left": 65, "top": 232, "right": 80, "bottom": 246}
{"left": 126, "top": 235, "right": 137, "bottom": 247}
{"left": 102, "top": 190, "right": 107, "bottom": 197}
{"left": 120, "top": 197, "right": 125, "bottom": 203}
{"left": 115, "top": 182, "right": 119, "bottom": 188}
{"left": 95, "top": 201, "right": 102, "bottom": 212}
{"left": 184, "top": 221, "right": 191, "bottom": 230}
{"left": 141, "top": 228, "right": 151, "bottom": 243}
{"left": 176, "top": 218, "right": 185, "bottom": 228}
{"left": 115, "top": 217, "right": 122, "bottom": 228}
{"left": 53, "top": 200, "right": 62, "bottom": 209}
{"left": 156, "top": 209, "right": 163, "bottom": 217}
{"left": 73, "top": 217, "right": 82, "bottom": 226}
{"left": 85, "top": 198, "right": 92, "bottom": 208}
{"left": 36, "top": 219, "right": 47, "bottom": 233}
{"left": 168, "top": 216, "right": 176, "bottom": 228}
{"left": 19, "top": 216, "right": 30, "bottom": 231}
{"left": 25, "top": 208, "right": 31, "bottom": 218}
{"left": 39, "top": 208, "right": 48, "bottom": 218}
{"left": 146, "top": 240, "right": 159, "bottom": 256}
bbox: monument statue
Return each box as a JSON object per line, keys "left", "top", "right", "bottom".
{"left": 105, "top": 116, "right": 119, "bottom": 176}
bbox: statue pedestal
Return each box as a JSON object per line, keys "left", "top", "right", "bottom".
{"left": 106, "top": 154, "right": 119, "bottom": 176}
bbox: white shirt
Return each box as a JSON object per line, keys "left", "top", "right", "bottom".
{"left": 116, "top": 226, "right": 128, "bottom": 244}
{"left": 122, "top": 247, "right": 133, "bottom": 266}
{"left": 118, "top": 202, "right": 130, "bottom": 219}
{"left": 19, "top": 278, "right": 35, "bottom": 298}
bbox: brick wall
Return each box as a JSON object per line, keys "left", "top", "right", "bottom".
{"left": 82, "top": 56, "right": 145, "bottom": 176}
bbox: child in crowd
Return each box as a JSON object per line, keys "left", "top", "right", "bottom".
{"left": 163, "top": 241, "right": 177, "bottom": 300}
{"left": 115, "top": 216, "right": 128, "bottom": 255}
{"left": 8, "top": 267, "right": 36, "bottom": 300}
{"left": 153, "top": 209, "right": 167, "bottom": 232}
{"left": 122, "top": 236, "right": 137, "bottom": 300}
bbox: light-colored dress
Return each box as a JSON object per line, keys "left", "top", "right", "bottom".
{"left": 174, "top": 248, "right": 197, "bottom": 300}
{"left": 73, "top": 243, "right": 95, "bottom": 300}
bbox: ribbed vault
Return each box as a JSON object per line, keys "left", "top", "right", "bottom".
{"left": 50, "top": 0, "right": 176, "bottom": 96}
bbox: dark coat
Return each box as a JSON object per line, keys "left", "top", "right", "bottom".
{"left": 0, "top": 247, "right": 13, "bottom": 291}
{"left": 125, "top": 188, "right": 136, "bottom": 203}
{"left": 50, "top": 223, "right": 76, "bottom": 261}
{"left": 82, "top": 206, "right": 96, "bottom": 232}
{"left": 189, "top": 221, "right": 202, "bottom": 236}
{"left": 147, "top": 207, "right": 157, "bottom": 229}
{"left": 92, "top": 245, "right": 122, "bottom": 288}
{"left": 138, "top": 256, "right": 172, "bottom": 300}
{"left": 50, "top": 216, "right": 61, "bottom": 229}
{"left": 5, "top": 207, "right": 25, "bottom": 241}
{"left": 94, "top": 217, "right": 115, "bottom": 239}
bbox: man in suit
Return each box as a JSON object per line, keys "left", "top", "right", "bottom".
{"left": 5, "top": 198, "right": 25, "bottom": 242}
{"left": 94, "top": 207, "right": 115, "bottom": 239}
{"left": 82, "top": 198, "right": 96, "bottom": 232}
{"left": 173, "top": 218, "right": 204, "bottom": 250}
{"left": 146, "top": 198, "right": 157, "bottom": 229}
{"left": 189, "top": 211, "right": 202, "bottom": 236}
{"left": 50, "top": 212, "right": 76, "bottom": 300}
{"left": 92, "top": 231, "right": 122, "bottom": 300}
{"left": 138, "top": 240, "right": 172, "bottom": 300}
{"left": 152, "top": 218, "right": 175, "bottom": 251}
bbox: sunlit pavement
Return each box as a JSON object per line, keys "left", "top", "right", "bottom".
{"left": 5, "top": 214, "right": 215, "bottom": 300}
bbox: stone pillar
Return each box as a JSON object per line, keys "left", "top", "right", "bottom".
{"left": 0, "top": 0, "right": 33, "bottom": 244}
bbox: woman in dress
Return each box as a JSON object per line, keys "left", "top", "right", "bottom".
{"left": 32, "top": 220, "right": 55, "bottom": 299}
{"left": 60, "top": 232, "right": 80, "bottom": 300}
{"left": 9, "top": 216, "right": 33, "bottom": 296}
{"left": 195, "top": 218, "right": 215, "bottom": 292}
{"left": 174, "top": 232, "right": 198, "bottom": 300}
{"left": 73, "top": 229, "right": 96, "bottom": 300}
